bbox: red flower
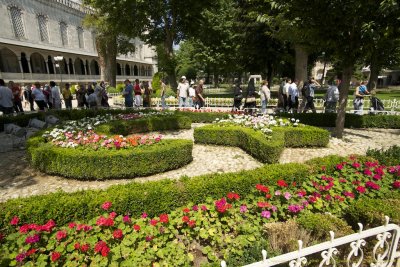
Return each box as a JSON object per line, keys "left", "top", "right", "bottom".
{"left": 266, "top": 193, "right": 272, "bottom": 199}
{"left": 56, "top": 230, "right": 67, "bottom": 241}
{"left": 51, "top": 252, "right": 61, "bottom": 262}
{"left": 182, "top": 216, "right": 190, "bottom": 223}
{"left": 215, "top": 198, "right": 232, "bottom": 213}
{"left": 364, "top": 169, "right": 373, "bottom": 176}
{"left": 183, "top": 208, "right": 190, "bottom": 213}
{"left": 192, "top": 205, "right": 199, "bottom": 211}
{"left": 336, "top": 164, "right": 344, "bottom": 170}
{"left": 68, "top": 222, "right": 77, "bottom": 229}
{"left": 123, "top": 215, "right": 131, "bottom": 223}
{"left": 256, "top": 184, "right": 269, "bottom": 193}
{"left": 26, "top": 249, "right": 36, "bottom": 256}
{"left": 80, "top": 243, "right": 90, "bottom": 252}
{"left": 74, "top": 243, "right": 80, "bottom": 250}
{"left": 96, "top": 216, "right": 114, "bottom": 227}
{"left": 133, "top": 224, "right": 141, "bottom": 231}
{"left": 352, "top": 162, "right": 361, "bottom": 169}
{"left": 201, "top": 205, "right": 208, "bottom": 211}
{"left": 101, "top": 201, "right": 112, "bottom": 211}
{"left": 227, "top": 192, "right": 240, "bottom": 200}
{"left": 366, "top": 181, "right": 380, "bottom": 190}
{"left": 95, "top": 241, "right": 110, "bottom": 257}
{"left": 257, "top": 202, "right": 270, "bottom": 208}
{"left": 339, "top": 178, "right": 347, "bottom": 183}
{"left": 113, "top": 229, "right": 123, "bottom": 240}
{"left": 356, "top": 186, "right": 366, "bottom": 194}
{"left": 141, "top": 212, "right": 148, "bottom": 218}
{"left": 321, "top": 166, "right": 326, "bottom": 171}
{"left": 150, "top": 219, "right": 158, "bottom": 226}
{"left": 10, "top": 216, "right": 19, "bottom": 226}
{"left": 373, "top": 174, "right": 382, "bottom": 180}
{"left": 145, "top": 236, "right": 153, "bottom": 242}
{"left": 277, "top": 180, "right": 288, "bottom": 187}
{"left": 109, "top": 212, "right": 117, "bottom": 219}
{"left": 343, "top": 191, "right": 355, "bottom": 198}
{"left": 159, "top": 214, "right": 169, "bottom": 224}
{"left": 188, "top": 220, "right": 196, "bottom": 228}
{"left": 393, "top": 181, "right": 400, "bottom": 189}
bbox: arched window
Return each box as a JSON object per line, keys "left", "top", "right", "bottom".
{"left": 9, "top": 6, "right": 25, "bottom": 38}
{"left": 77, "top": 27, "right": 84, "bottom": 48}
{"left": 90, "top": 60, "right": 99, "bottom": 75}
{"left": 74, "top": 58, "right": 84, "bottom": 75}
{"left": 30, "top": 53, "right": 46, "bottom": 73}
{"left": 125, "top": 64, "right": 130, "bottom": 76}
{"left": 60, "top": 22, "right": 68, "bottom": 46}
{"left": 147, "top": 66, "right": 152, "bottom": 77}
{"left": 68, "top": 58, "right": 74, "bottom": 74}
{"left": 37, "top": 15, "right": 48, "bottom": 42}
{"left": 133, "top": 65, "right": 138, "bottom": 76}
{"left": 117, "top": 63, "right": 121, "bottom": 76}
{"left": 0, "top": 48, "right": 20, "bottom": 73}
{"left": 21, "top": 52, "right": 29, "bottom": 73}
{"left": 47, "top": 56, "right": 54, "bottom": 74}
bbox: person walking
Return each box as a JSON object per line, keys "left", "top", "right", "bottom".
{"left": 188, "top": 81, "right": 196, "bottom": 107}
{"left": 23, "top": 85, "right": 35, "bottom": 111}
{"left": 49, "top": 81, "right": 62, "bottom": 110}
{"left": 324, "top": 80, "right": 340, "bottom": 113}
{"left": 194, "top": 79, "right": 205, "bottom": 109}
{"left": 134, "top": 79, "right": 142, "bottom": 107}
{"left": 353, "top": 81, "right": 370, "bottom": 115}
{"left": 9, "top": 81, "right": 23, "bottom": 113}
{"left": 0, "top": 79, "right": 14, "bottom": 115}
{"left": 143, "top": 81, "right": 152, "bottom": 107}
{"left": 303, "top": 77, "right": 320, "bottom": 113}
{"left": 43, "top": 84, "right": 53, "bottom": 109}
{"left": 76, "top": 84, "right": 87, "bottom": 109}
{"left": 123, "top": 79, "right": 134, "bottom": 108}
{"left": 62, "top": 83, "right": 73, "bottom": 109}
{"left": 288, "top": 79, "right": 299, "bottom": 113}
{"left": 283, "top": 78, "right": 291, "bottom": 111}
{"left": 260, "top": 80, "right": 271, "bottom": 114}
{"left": 244, "top": 78, "right": 257, "bottom": 114}
{"left": 232, "top": 78, "right": 243, "bottom": 111}
{"left": 99, "top": 81, "right": 109, "bottom": 108}
{"left": 32, "top": 82, "right": 47, "bottom": 111}
{"left": 177, "top": 76, "right": 189, "bottom": 108}
{"left": 160, "top": 79, "right": 168, "bottom": 109}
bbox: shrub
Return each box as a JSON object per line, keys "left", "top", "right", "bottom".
{"left": 27, "top": 138, "right": 193, "bottom": 180}
{"left": 366, "top": 145, "right": 400, "bottom": 166}
{"left": 194, "top": 125, "right": 285, "bottom": 163}
{"left": 151, "top": 72, "right": 163, "bottom": 95}
{"left": 0, "top": 162, "right": 310, "bottom": 233}
{"left": 105, "top": 86, "right": 118, "bottom": 94}
{"left": 194, "top": 125, "right": 329, "bottom": 163}
{"left": 116, "top": 83, "right": 125, "bottom": 93}
{"left": 175, "top": 111, "right": 229, "bottom": 123}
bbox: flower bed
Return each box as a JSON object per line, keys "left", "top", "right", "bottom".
{"left": 1, "top": 158, "right": 399, "bottom": 266}
{"left": 194, "top": 116, "right": 330, "bottom": 163}
{"left": 27, "top": 114, "right": 193, "bottom": 180}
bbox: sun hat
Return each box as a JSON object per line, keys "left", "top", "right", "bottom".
{"left": 181, "top": 76, "right": 186, "bottom": 80}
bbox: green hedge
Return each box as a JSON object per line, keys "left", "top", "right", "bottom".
{"left": 193, "top": 125, "right": 329, "bottom": 163}
{"left": 175, "top": 111, "right": 229, "bottom": 123}
{"left": 366, "top": 145, "right": 400, "bottom": 166}
{"left": 0, "top": 162, "right": 310, "bottom": 233}
{"left": 96, "top": 115, "right": 191, "bottom": 135}
{"left": 279, "top": 113, "right": 400, "bottom": 128}
{"left": 27, "top": 137, "right": 193, "bottom": 180}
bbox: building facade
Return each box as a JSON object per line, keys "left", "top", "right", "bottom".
{"left": 0, "top": 0, "right": 157, "bottom": 84}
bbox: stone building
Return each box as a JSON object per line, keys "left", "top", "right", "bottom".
{"left": 0, "top": 0, "right": 157, "bottom": 84}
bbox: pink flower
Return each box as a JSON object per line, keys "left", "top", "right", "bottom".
{"left": 336, "top": 164, "right": 344, "bottom": 170}
{"left": 94, "top": 241, "right": 110, "bottom": 257}
{"left": 145, "top": 236, "right": 153, "bottom": 242}
{"left": 366, "top": 181, "right": 380, "bottom": 190}
{"left": 133, "top": 224, "right": 141, "bottom": 231}
{"left": 288, "top": 204, "right": 303, "bottom": 213}
{"left": 113, "top": 229, "right": 123, "bottom": 239}
{"left": 356, "top": 186, "right": 366, "bottom": 194}
{"left": 240, "top": 205, "right": 248, "bottom": 213}
{"left": 25, "top": 234, "right": 40, "bottom": 244}
{"left": 150, "top": 219, "right": 158, "bottom": 226}
{"left": 352, "top": 162, "right": 361, "bottom": 169}
{"left": 343, "top": 191, "right": 355, "bottom": 198}
{"left": 364, "top": 169, "right": 373, "bottom": 176}
{"left": 101, "top": 201, "right": 112, "bottom": 211}
{"left": 373, "top": 174, "right": 382, "bottom": 180}
{"left": 339, "top": 178, "right": 347, "bottom": 183}
{"left": 271, "top": 205, "right": 278, "bottom": 212}
{"left": 215, "top": 198, "right": 232, "bottom": 213}
{"left": 192, "top": 205, "right": 199, "bottom": 211}
{"left": 188, "top": 220, "right": 196, "bottom": 228}
{"left": 393, "top": 181, "right": 400, "bottom": 189}
{"left": 201, "top": 205, "right": 208, "bottom": 211}
{"left": 10, "top": 216, "right": 19, "bottom": 226}
{"left": 56, "top": 230, "right": 67, "bottom": 241}
{"left": 68, "top": 222, "right": 77, "bottom": 229}
{"left": 261, "top": 210, "right": 271, "bottom": 218}
{"left": 141, "top": 212, "right": 148, "bottom": 218}
{"left": 275, "top": 190, "right": 281, "bottom": 196}
{"left": 297, "top": 190, "right": 306, "bottom": 197}
{"left": 123, "top": 215, "right": 131, "bottom": 223}
{"left": 284, "top": 192, "right": 292, "bottom": 200}
{"left": 16, "top": 253, "right": 26, "bottom": 262}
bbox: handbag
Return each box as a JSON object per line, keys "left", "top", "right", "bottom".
{"left": 246, "top": 97, "right": 256, "bottom": 103}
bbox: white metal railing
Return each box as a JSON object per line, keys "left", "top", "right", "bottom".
{"left": 221, "top": 216, "right": 400, "bottom": 267}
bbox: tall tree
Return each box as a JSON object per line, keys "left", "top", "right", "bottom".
{"left": 265, "top": 0, "right": 400, "bottom": 138}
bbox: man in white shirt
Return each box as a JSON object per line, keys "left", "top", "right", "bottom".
{"left": 0, "top": 79, "right": 14, "bottom": 115}
{"left": 49, "top": 81, "right": 62, "bottom": 109}
{"left": 177, "top": 76, "right": 189, "bottom": 107}
{"left": 188, "top": 81, "right": 196, "bottom": 107}
{"left": 283, "top": 78, "right": 291, "bottom": 111}
{"left": 288, "top": 80, "right": 299, "bottom": 113}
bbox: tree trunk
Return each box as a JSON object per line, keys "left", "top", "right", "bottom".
{"left": 96, "top": 35, "right": 117, "bottom": 87}
{"left": 335, "top": 65, "right": 354, "bottom": 138}
{"left": 368, "top": 51, "right": 380, "bottom": 90}
{"left": 294, "top": 44, "right": 308, "bottom": 84}
{"left": 163, "top": 36, "right": 177, "bottom": 91}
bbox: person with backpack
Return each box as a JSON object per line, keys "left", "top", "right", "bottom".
{"left": 260, "top": 80, "right": 271, "bottom": 114}
{"left": 303, "top": 77, "right": 320, "bottom": 113}
{"left": 324, "top": 80, "right": 340, "bottom": 113}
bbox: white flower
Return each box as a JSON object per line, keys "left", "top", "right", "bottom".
{"left": 296, "top": 119, "right": 300, "bottom": 123}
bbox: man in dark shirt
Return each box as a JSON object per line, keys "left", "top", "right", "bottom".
{"left": 194, "top": 80, "right": 205, "bottom": 109}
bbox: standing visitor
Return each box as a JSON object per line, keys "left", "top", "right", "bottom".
{"left": 188, "top": 81, "right": 196, "bottom": 107}
{"left": 232, "top": 78, "right": 243, "bottom": 111}
{"left": 260, "top": 80, "right": 271, "bottom": 114}
{"left": 24, "top": 85, "right": 35, "bottom": 111}
{"left": 134, "top": 79, "right": 142, "bottom": 107}
{"left": 32, "top": 82, "right": 47, "bottom": 111}
{"left": 100, "top": 81, "right": 109, "bottom": 108}
{"left": 283, "top": 78, "right": 291, "bottom": 111}
{"left": 324, "top": 80, "right": 340, "bottom": 113}
{"left": 76, "top": 84, "right": 87, "bottom": 109}
{"left": 123, "top": 79, "right": 134, "bottom": 108}
{"left": 160, "top": 79, "right": 167, "bottom": 109}
{"left": 93, "top": 82, "right": 103, "bottom": 108}
{"left": 277, "top": 78, "right": 285, "bottom": 110}
{"left": 177, "top": 76, "right": 189, "bottom": 107}
{"left": 194, "top": 79, "right": 205, "bottom": 109}
{"left": 353, "top": 81, "right": 370, "bottom": 115}
{"left": 9, "top": 81, "right": 23, "bottom": 113}
{"left": 0, "top": 79, "right": 14, "bottom": 115}
{"left": 143, "top": 81, "right": 152, "bottom": 107}
{"left": 288, "top": 80, "right": 299, "bottom": 113}
{"left": 43, "top": 84, "right": 53, "bottom": 109}
{"left": 62, "top": 83, "right": 73, "bottom": 109}
{"left": 244, "top": 78, "right": 257, "bottom": 114}
{"left": 49, "top": 81, "right": 61, "bottom": 110}
{"left": 303, "top": 77, "right": 320, "bottom": 113}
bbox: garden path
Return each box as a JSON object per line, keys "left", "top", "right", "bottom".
{"left": 0, "top": 125, "right": 399, "bottom": 202}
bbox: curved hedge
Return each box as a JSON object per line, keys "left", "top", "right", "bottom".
{"left": 194, "top": 125, "right": 330, "bottom": 163}
{"left": 27, "top": 115, "right": 194, "bottom": 180}
{"left": 28, "top": 138, "right": 193, "bottom": 180}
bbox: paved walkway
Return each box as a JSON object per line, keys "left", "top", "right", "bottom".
{"left": 1, "top": 125, "right": 400, "bottom": 202}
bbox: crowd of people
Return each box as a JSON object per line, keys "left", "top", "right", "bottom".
{"left": 122, "top": 79, "right": 152, "bottom": 108}
{"left": 0, "top": 79, "right": 110, "bottom": 115}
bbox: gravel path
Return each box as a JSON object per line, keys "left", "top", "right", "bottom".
{"left": 1, "top": 125, "right": 399, "bottom": 202}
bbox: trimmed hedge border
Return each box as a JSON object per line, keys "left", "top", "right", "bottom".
{"left": 27, "top": 115, "right": 193, "bottom": 180}
{"left": 0, "top": 162, "right": 310, "bottom": 233}
{"left": 193, "top": 125, "right": 330, "bottom": 163}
